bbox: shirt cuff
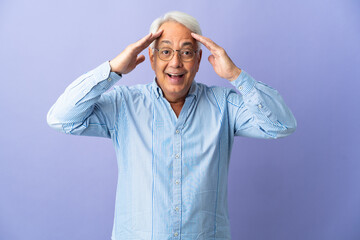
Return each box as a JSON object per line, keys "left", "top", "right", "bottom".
{"left": 75, "top": 61, "right": 122, "bottom": 101}
{"left": 87, "top": 61, "right": 122, "bottom": 85}
{"left": 230, "top": 70, "right": 256, "bottom": 96}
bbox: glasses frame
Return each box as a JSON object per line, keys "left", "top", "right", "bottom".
{"left": 153, "top": 47, "right": 199, "bottom": 62}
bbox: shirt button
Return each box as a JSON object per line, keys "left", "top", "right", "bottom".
{"left": 175, "top": 206, "right": 179, "bottom": 211}
{"left": 258, "top": 104, "right": 263, "bottom": 108}
{"left": 175, "top": 130, "right": 180, "bottom": 134}
{"left": 174, "top": 232, "right": 179, "bottom": 237}
{"left": 175, "top": 154, "right": 180, "bottom": 159}
{"left": 107, "top": 77, "right": 111, "bottom": 82}
{"left": 175, "top": 179, "right": 180, "bottom": 185}
{"left": 238, "top": 86, "right": 243, "bottom": 90}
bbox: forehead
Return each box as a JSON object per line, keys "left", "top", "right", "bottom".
{"left": 157, "top": 21, "right": 196, "bottom": 47}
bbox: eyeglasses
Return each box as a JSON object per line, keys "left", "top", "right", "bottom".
{"left": 153, "top": 47, "right": 199, "bottom": 62}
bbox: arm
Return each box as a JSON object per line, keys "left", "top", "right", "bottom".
{"left": 228, "top": 70, "right": 297, "bottom": 138}
{"left": 47, "top": 30, "right": 163, "bottom": 137}
{"left": 191, "top": 33, "right": 297, "bottom": 139}
{"left": 46, "top": 62, "right": 121, "bottom": 138}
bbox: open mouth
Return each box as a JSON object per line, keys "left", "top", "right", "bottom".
{"left": 166, "top": 73, "right": 185, "bottom": 83}
{"left": 167, "top": 73, "right": 185, "bottom": 78}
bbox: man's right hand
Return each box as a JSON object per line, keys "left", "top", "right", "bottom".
{"left": 109, "top": 30, "right": 163, "bottom": 75}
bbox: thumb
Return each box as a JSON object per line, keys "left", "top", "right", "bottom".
{"left": 135, "top": 55, "right": 145, "bottom": 66}
{"left": 208, "top": 55, "right": 215, "bottom": 66}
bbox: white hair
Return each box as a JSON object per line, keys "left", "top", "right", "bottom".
{"left": 149, "top": 11, "right": 202, "bottom": 49}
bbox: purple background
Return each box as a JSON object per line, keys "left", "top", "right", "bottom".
{"left": 1, "top": 0, "right": 359, "bottom": 239}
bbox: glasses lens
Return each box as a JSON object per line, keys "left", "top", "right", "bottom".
{"left": 159, "top": 48, "right": 173, "bottom": 61}
{"left": 180, "top": 49, "right": 195, "bottom": 61}
{"left": 157, "top": 48, "right": 196, "bottom": 61}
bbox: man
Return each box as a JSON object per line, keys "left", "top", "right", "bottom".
{"left": 47, "top": 11, "right": 296, "bottom": 240}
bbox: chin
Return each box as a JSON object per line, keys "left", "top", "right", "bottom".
{"left": 166, "top": 86, "right": 186, "bottom": 95}
{"left": 163, "top": 85, "right": 189, "bottom": 100}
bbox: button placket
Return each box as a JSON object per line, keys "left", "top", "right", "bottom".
{"left": 170, "top": 96, "right": 194, "bottom": 239}
{"left": 172, "top": 126, "right": 182, "bottom": 238}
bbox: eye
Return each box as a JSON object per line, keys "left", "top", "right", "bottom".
{"left": 181, "top": 49, "right": 194, "bottom": 57}
{"left": 161, "top": 48, "right": 171, "bottom": 55}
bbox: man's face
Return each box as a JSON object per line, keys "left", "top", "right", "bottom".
{"left": 149, "top": 21, "right": 202, "bottom": 102}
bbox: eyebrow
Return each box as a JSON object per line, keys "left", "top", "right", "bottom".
{"left": 160, "top": 40, "right": 172, "bottom": 45}
{"left": 182, "top": 42, "right": 194, "bottom": 47}
{"left": 159, "top": 40, "right": 194, "bottom": 48}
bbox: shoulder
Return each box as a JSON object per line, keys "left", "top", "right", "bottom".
{"left": 197, "top": 82, "right": 234, "bottom": 96}
{"left": 112, "top": 83, "right": 152, "bottom": 100}
{"left": 196, "top": 82, "right": 241, "bottom": 112}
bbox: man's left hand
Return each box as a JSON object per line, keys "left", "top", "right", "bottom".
{"left": 191, "top": 33, "right": 241, "bottom": 82}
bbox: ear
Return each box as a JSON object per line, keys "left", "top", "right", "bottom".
{"left": 196, "top": 49, "right": 202, "bottom": 72}
{"left": 149, "top": 47, "right": 155, "bottom": 71}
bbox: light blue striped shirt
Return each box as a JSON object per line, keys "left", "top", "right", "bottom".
{"left": 47, "top": 61, "right": 296, "bottom": 239}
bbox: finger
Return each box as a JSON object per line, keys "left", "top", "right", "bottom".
{"left": 133, "top": 33, "right": 153, "bottom": 53}
{"left": 191, "top": 33, "right": 219, "bottom": 52}
{"left": 134, "top": 29, "right": 163, "bottom": 53}
{"left": 208, "top": 55, "right": 215, "bottom": 66}
{"left": 146, "top": 29, "right": 164, "bottom": 48}
{"left": 138, "top": 32, "right": 153, "bottom": 46}
{"left": 150, "top": 29, "right": 164, "bottom": 40}
{"left": 135, "top": 55, "right": 145, "bottom": 66}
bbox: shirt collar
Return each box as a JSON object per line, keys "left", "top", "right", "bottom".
{"left": 151, "top": 77, "right": 199, "bottom": 100}
{"left": 151, "top": 77, "right": 163, "bottom": 98}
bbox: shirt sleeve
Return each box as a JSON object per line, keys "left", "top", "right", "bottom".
{"left": 227, "top": 70, "right": 297, "bottom": 139}
{"left": 46, "top": 61, "right": 122, "bottom": 138}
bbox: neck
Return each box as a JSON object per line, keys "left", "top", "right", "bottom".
{"left": 169, "top": 101, "right": 185, "bottom": 118}
{"left": 163, "top": 94, "right": 187, "bottom": 118}
{"left": 166, "top": 97, "right": 186, "bottom": 104}
{"left": 162, "top": 88, "right": 189, "bottom": 105}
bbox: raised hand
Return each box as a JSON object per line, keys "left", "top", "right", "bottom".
{"left": 109, "top": 30, "right": 163, "bottom": 75}
{"left": 191, "top": 33, "right": 241, "bottom": 81}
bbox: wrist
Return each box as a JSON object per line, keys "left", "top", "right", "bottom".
{"left": 109, "top": 60, "right": 116, "bottom": 72}
{"left": 228, "top": 67, "right": 242, "bottom": 82}
{"left": 109, "top": 60, "right": 122, "bottom": 75}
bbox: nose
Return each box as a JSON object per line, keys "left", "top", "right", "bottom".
{"left": 168, "top": 50, "right": 183, "bottom": 68}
